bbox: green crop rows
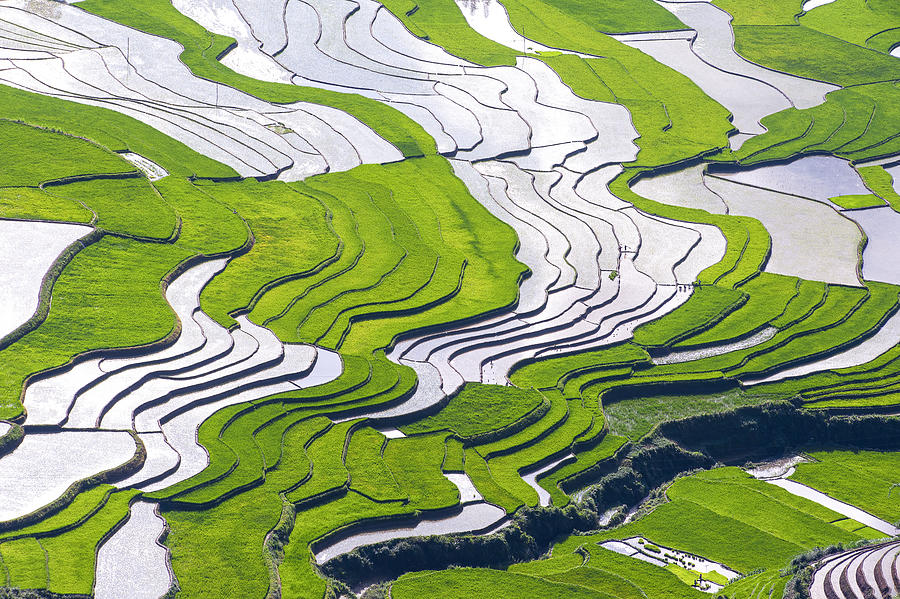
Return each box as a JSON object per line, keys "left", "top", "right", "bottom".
{"left": 1, "top": 0, "right": 899, "bottom": 598}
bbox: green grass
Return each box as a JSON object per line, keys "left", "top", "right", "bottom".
{"left": 799, "top": 0, "right": 900, "bottom": 49}
{"left": 1, "top": 236, "right": 235, "bottom": 417}
{"left": 0, "top": 490, "right": 137, "bottom": 594}
{"left": 164, "top": 403, "right": 294, "bottom": 506}
{"left": 731, "top": 26, "right": 900, "bottom": 86}
{"left": 379, "top": 0, "right": 519, "bottom": 66}
{"left": 665, "top": 563, "right": 703, "bottom": 587}
{"left": 758, "top": 345, "right": 900, "bottom": 401}
{"left": 538, "top": 541, "right": 709, "bottom": 599}
{"left": 720, "top": 569, "right": 790, "bottom": 599}
{"left": 392, "top": 568, "right": 613, "bottom": 599}
{"left": 618, "top": 467, "right": 871, "bottom": 572}
{"left": 507, "top": 551, "right": 585, "bottom": 577}
{"left": 830, "top": 518, "right": 885, "bottom": 537}
{"left": 46, "top": 177, "right": 177, "bottom": 240}
{"left": 789, "top": 450, "right": 900, "bottom": 523}
{"left": 0, "top": 486, "right": 111, "bottom": 541}
{"left": 237, "top": 158, "right": 524, "bottom": 357}
{"left": 632, "top": 286, "right": 747, "bottom": 348}
{"left": 561, "top": 367, "right": 633, "bottom": 405}
{"left": 286, "top": 420, "right": 355, "bottom": 504}
{"left": 401, "top": 384, "right": 544, "bottom": 438}
{"left": 734, "top": 283, "right": 898, "bottom": 378}
{"left": 196, "top": 179, "right": 339, "bottom": 327}
{"left": 857, "top": 165, "right": 900, "bottom": 210}
{"left": 538, "top": 55, "right": 616, "bottom": 103}
{"left": 0, "top": 121, "right": 135, "bottom": 187}
{"left": 867, "top": 27, "right": 900, "bottom": 53}
{"left": 516, "top": 0, "right": 686, "bottom": 34}
{"left": 829, "top": 194, "right": 885, "bottom": 209}
{"left": 612, "top": 172, "right": 771, "bottom": 288}
{"left": 806, "top": 386, "right": 900, "bottom": 408}
{"left": 553, "top": 466, "right": 877, "bottom": 578}
{"left": 384, "top": 433, "right": 460, "bottom": 509}
{"left": 269, "top": 352, "right": 419, "bottom": 420}
{"left": 79, "top": 0, "right": 435, "bottom": 157}
{"left": 545, "top": 563, "right": 697, "bottom": 598}
{"left": 164, "top": 490, "right": 283, "bottom": 599}
{"left": 498, "top": 0, "right": 734, "bottom": 166}
{"left": 275, "top": 169, "right": 448, "bottom": 349}
{"left": 712, "top": 0, "right": 803, "bottom": 25}
{"left": 472, "top": 391, "right": 568, "bottom": 460}
{"left": 443, "top": 437, "right": 466, "bottom": 472}
{"left": 0, "top": 187, "right": 93, "bottom": 224}
{"left": 483, "top": 398, "right": 594, "bottom": 506}
{"left": 728, "top": 86, "right": 877, "bottom": 164}
{"left": 464, "top": 448, "right": 525, "bottom": 513}
{"left": 279, "top": 491, "right": 411, "bottom": 599}
{"left": 145, "top": 406, "right": 244, "bottom": 502}
{"left": 271, "top": 416, "right": 336, "bottom": 492}
{"left": 677, "top": 273, "right": 799, "bottom": 347}
{"left": 0, "top": 168, "right": 247, "bottom": 420}
{"left": 604, "top": 389, "right": 781, "bottom": 441}
{"left": 773, "top": 339, "right": 900, "bottom": 406}
{"left": 0, "top": 538, "right": 46, "bottom": 590}
{"left": 7, "top": 1, "right": 900, "bottom": 596}
{"left": 162, "top": 409, "right": 363, "bottom": 599}
{"left": 770, "top": 279, "right": 828, "bottom": 329}
{"left": 279, "top": 158, "right": 524, "bottom": 354}
{"left": 510, "top": 344, "right": 650, "bottom": 391}
{"left": 832, "top": 86, "right": 900, "bottom": 161}
{"left": 346, "top": 427, "right": 405, "bottom": 502}
{"left": 0, "top": 239, "right": 191, "bottom": 418}
{"left": 40, "top": 490, "right": 137, "bottom": 594}
{"left": 150, "top": 177, "right": 248, "bottom": 254}
{"left": 0, "top": 84, "right": 235, "bottom": 178}
{"left": 275, "top": 429, "right": 470, "bottom": 597}
{"left": 643, "top": 283, "right": 886, "bottom": 378}
{"left": 803, "top": 391, "right": 900, "bottom": 409}
{"left": 726, "top": 102, "right": 831, "bottom": 164}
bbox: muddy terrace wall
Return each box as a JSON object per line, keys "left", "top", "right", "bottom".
{"left": 0, "top": 588, "right": 86, "bottom": 598}
{"left": 0, "top": 423, "right": 24, "bottom": 458}
{"left": 321, "top": 403, "right": 900, "bottom": 588}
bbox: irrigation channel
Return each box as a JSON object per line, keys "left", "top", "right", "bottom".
{"left": 0, "top": 0, "right": 897, "bottom": 596}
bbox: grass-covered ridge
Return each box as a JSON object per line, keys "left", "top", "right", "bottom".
{"left": 186, "top": 156, "right": 527, "bottom": 360}
{"left": 401, "top": 384, "right": 545, "bottom": 438}
{"left": 789, "top": 450, "right": 900, "bottom": 523}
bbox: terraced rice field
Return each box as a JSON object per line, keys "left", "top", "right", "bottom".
{"left": 0, "top": 0, "right": 898, "bottom": 597}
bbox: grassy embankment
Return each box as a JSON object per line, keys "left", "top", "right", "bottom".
{"left": 0, "top": 488, "right": 139, "bottom": 594}
{"left": 0, "top": 112, "right": 249, "bottom": 421}
{"left": 789, "top": 450, "right": 900, "bottom": 523}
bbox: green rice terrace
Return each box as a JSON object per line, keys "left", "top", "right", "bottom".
{"left": 0, "top": 0, "right": 899, "bottom": 597}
